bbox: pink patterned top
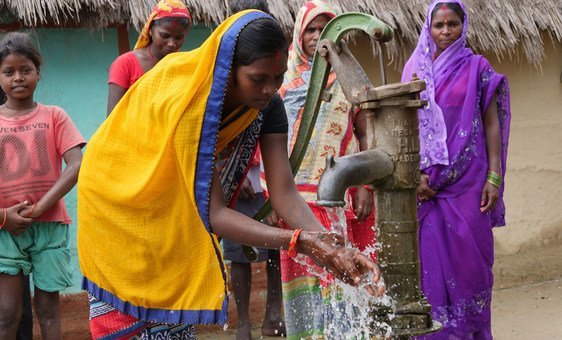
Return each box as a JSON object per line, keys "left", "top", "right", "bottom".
{"left": 0, "top": 104, "right": 86, "bottom": 223}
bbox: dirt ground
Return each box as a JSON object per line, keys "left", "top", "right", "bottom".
{"left": 33, "top": 242, "right": 562, "bottom": 339}
{"left": 32, "top": 262, "right": 275, "bottom": 339}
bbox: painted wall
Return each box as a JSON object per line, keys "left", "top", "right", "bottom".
{"left": 3, "top": 25, "right": 213, "bottom": 293}
{"left": 487, "top": 39, "right": 562, "bottom": 255}
{"left": 351, "top": 35, "right": 562, "bottom": 256}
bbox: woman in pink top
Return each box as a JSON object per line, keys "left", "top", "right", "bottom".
{"left": 106, "top": 0, "right": 191, "bottom": 115}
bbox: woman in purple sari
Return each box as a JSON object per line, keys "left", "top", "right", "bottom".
{"left": 401, "top": 1, "right": 511, "bottom": 338}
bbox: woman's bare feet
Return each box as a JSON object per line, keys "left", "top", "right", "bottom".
{"left": 235, "top": 320, "right": 252, "bottom": 340}
{"left": 261, "top": 317, "right": 286, "bottom": 337}
{"left": 263, "top": 250, "right": 286, "bottom": 336}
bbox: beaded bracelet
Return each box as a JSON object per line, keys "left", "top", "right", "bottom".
{"left": 287, "top": 229, "right": 302, "bottom": 258}
{"left": 0, "top": 208, "right": 7, "bottom": 229}
{"left": 486, "top": 171, "right": 502, "bottom": 188}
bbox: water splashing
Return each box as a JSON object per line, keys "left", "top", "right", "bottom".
{"left": 294, "top": 206, "right": 396, "bottom": 338}
{"left": 326, "top": 205, "right": 349, "bottom": 246}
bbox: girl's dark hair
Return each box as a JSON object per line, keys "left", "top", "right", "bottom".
{"left": 431, "top": 2, "right": 465, "bottom": 23}
{"left": 234, "top": 18, "right": 288, "bottom": 66}
{"left": 152, "top": 17, "right": 191, "bottom": 29}
{"left": 0, "top": 32, "right": 42, "bottom": 69}
{"left": 0, "top": 32, "right": 42, "bottom": 104}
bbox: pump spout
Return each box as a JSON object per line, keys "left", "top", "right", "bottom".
{"left": 316, "top": 149, "right": 393, "bottom": 207}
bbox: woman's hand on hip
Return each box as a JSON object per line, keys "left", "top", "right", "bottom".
{"left": 480, "top": 181, "right": 499, "bottom": 213}
{"left": 297, "top": 231, "right": 385, "bottom": 297}
{"left": 353, "top": 187, "right": 373, "bottom": 221}
{"left": 417, "top": 173, "right": 436, "bottom": 202}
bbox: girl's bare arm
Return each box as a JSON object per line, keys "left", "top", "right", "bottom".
{"left": 19, "top": 146, "right": 83, "bottom": 218}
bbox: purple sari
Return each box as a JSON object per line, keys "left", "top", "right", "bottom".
{"left": 402, "top": 1, "right": 511, "bottom": 338}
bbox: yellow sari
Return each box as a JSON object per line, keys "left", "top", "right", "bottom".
{"left": 78, "top": 10, "right": 269, "bottom": 325}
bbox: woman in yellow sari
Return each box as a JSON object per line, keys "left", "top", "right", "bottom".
{"left": 78, "top": 11, "right": 383, "bottom": 339}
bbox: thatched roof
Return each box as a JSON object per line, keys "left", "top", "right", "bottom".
{"left": 1, "top": 0, "right": 561, "bottom": 65}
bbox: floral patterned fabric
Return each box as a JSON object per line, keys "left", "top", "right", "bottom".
{"left": 276, "top": 1, "right": 376, "bottom": 339}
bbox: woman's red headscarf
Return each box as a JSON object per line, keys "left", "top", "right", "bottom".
{"left": 134, "top": 0, "right": 191, "bottom": 50}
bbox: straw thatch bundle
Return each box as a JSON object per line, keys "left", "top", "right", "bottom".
{"left": 1, "top": 0, "right": 561, "bottom": 65}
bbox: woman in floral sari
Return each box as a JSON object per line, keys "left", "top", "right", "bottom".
{"left": 273, "top": 1, "right": 376, "bottom": 338}
{"left": 401, "top": 1, "right": 511, "bottom": 338}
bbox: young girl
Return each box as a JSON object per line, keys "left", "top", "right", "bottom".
{"left": 0, "top": 32, "right": 86, "bottom": 339}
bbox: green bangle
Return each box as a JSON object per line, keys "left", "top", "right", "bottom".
{"left": 487, "top": 171, "right": 502, "bottom": 181}
{"left": 486, "top": 178, "right": 501, "bottom": 188}
{"left": 486, "top": 171, "right": 502, "bottom": 188}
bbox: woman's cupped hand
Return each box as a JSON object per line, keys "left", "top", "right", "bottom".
{"left": 297, "top": 231, "right": 385, "bottom": 297}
